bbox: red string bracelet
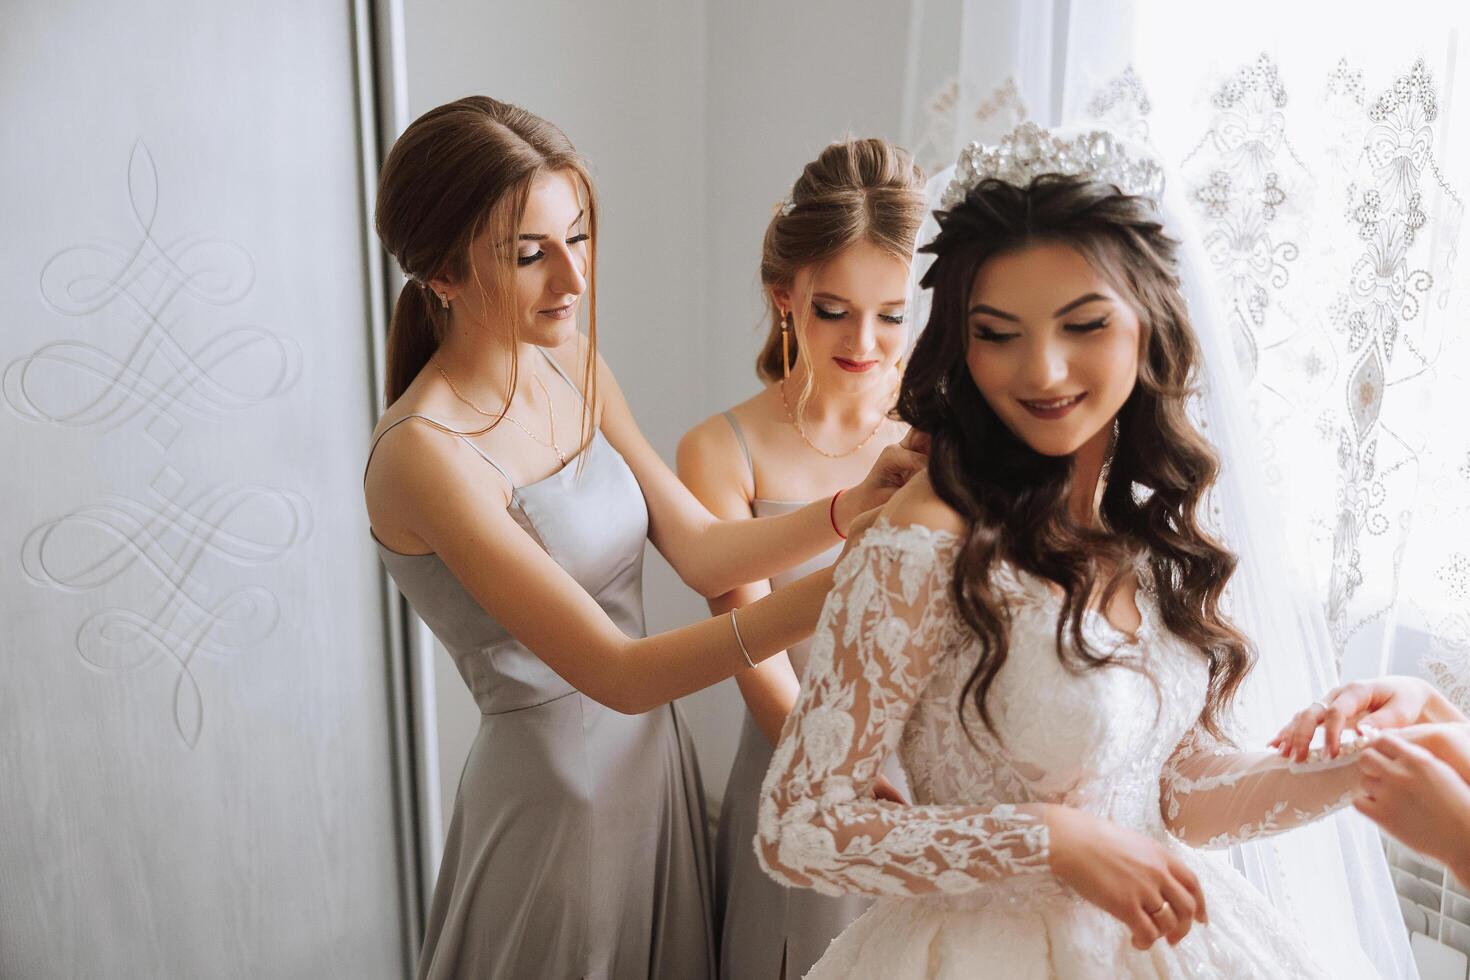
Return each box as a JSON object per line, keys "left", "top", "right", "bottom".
{"left": 829, "top": 489, "right": 846, "bottom": 540}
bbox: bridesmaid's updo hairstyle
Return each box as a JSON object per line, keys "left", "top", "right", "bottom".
{"left": 897, "top": 174, "right": 1254, "bottom": 742}
{"left": 756, "top": 138, "right": 927, "bottom": 386}
{"left": 376, "top": 96, "right": 599, "bottom": 432}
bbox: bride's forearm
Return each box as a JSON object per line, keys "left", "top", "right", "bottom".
{"left": 759, "top": 797, "right": 1052, "bottom": 898}
{"left": 1162, "top": 742, "right": 1364, "bottom": 848}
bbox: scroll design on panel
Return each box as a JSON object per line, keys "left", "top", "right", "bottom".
{"left": 5, "top": 142, "right": 309, "bottom": 747}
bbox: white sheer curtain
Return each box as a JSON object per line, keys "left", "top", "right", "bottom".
{"left": 902, "top": 1, "right": 1470, "bottom": 975}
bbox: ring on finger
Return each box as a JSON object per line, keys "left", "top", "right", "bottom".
{"left": 1145, "top": 899, "right": 1173, "bottom": 919}
{"left": 1310, "top": 700, "right": 1330, "bottom": 713}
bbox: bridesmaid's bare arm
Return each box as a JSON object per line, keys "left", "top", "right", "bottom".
{"left": 367, "top": 419, "right": 836, "bottom": 715}
{"left": 677, "top": 415, "right": 801, "bottom": 744}
{"left": 563, "top": 340, "right": 922, "bottom": 598}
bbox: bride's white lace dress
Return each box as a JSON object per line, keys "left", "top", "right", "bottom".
{"left": 757, "top": 520, "right": 1375, "bottom": 979}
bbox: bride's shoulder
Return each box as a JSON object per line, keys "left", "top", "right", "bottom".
{"left": 856, "top": 472, "right": 967, "bottom": 559}
{"left": 867, "top": 474, "right": 1042, "bottom": 601}
{"left": 878, "top": 470, "right": 966, "bottom": 538}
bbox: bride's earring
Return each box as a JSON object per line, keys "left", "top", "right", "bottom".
{"left": 437, "top": 292, "right": 450, "bottom": 309}
{"left": 1099, "top": 417, "right": 1121, "bottom": 490}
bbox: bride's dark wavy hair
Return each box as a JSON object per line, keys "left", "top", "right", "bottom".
{"left": 897, "top": 173, "right": 1254, "bottom": 741}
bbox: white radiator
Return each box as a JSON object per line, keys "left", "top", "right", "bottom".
{"left": 1388, "top": 838, "right": 1470, "bottom": 979}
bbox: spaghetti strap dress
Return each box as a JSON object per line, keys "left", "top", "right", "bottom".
{"left": 368, "top": 349, "right": 716, "bottom": 980}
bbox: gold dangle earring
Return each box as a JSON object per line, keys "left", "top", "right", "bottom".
{"left": 780, "top": 311, "right": 792, "bottom": 381}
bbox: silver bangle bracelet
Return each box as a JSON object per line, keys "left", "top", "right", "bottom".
{"left": 729, "top": 609, "right": 756, "bottom": 670}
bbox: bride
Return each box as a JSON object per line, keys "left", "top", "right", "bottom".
{"left": 755, "top": 125, "right": 1387, "bottom": 979}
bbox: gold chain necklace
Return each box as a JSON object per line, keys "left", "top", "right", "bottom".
{"left": 779, "top": 377, "right": 893, "bottom": 459}
{"left": 435, "top": 360, "right": 567, "bottom": 464}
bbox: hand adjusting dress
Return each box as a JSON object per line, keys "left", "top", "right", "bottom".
{"left": 371, "top": 349, "right": 716, "bottom": 980}
{"left": 757, "top": 520, "right": 1373, "bottom": 979}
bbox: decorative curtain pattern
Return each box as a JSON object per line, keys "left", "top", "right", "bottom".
{"left": 903, "top": 1, "right": 1470, "bottom": 712}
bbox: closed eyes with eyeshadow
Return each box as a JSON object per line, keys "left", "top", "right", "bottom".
{"left": 971, "top": 316, "right": 1110, "bottom": 343}
{"left": 812, "top": 301, "right": 906, "bottom": 325}
{"left": 518, "top": 233, "right": 590, "bottom": 267}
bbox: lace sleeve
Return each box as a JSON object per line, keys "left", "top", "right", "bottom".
{"left": 1160, "top": 708, "right": 1367, "bottom": 849}
{"left": 755, "top": 523, "right": 1049, "bottom": 898}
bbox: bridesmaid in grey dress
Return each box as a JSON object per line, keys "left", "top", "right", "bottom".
{"left": 364, "top": 99, "right": 922, "bottom": 980}
{"left": 677, "top": 138, "right": 927, "bottom": 979}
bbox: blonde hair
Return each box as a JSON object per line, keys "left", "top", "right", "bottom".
{"left": 375, "top": 96, "right": 599, "bottom": 445}
{"left": 756, "top": 137, "right": 927, "bottom": 403}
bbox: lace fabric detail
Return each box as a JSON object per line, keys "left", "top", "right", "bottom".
{"left": 759, "top": 520, "right": 1368, "bottom": 904}
{"left": 756, "top": 521, "right": 1049, "bottom": 898}
{"left": 1160, "top": 720, "right": 1365, "bottom": 849}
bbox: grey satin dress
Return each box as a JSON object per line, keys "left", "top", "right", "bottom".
{"left": 713, "top": 412, "right": 907, "bottom": 980}
{"left": 369, "top": 351, "right": 716, "bottom": 980}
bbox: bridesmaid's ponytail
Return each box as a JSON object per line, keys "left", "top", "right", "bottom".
{"left": 384, "top": 281, "right": 445, "bottom": 404}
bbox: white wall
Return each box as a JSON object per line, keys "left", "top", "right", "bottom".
{"left": 701, "top": 0, "right": 916, "bottom": 411}
{"left": 402, "top": 0, "right": 921, "bottom": 823}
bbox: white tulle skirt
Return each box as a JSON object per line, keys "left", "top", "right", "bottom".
{"left": 803, "top": 850, "right": 1376, "bottom": 980}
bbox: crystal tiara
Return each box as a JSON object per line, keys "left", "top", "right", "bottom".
{"left": 940, "top": 122, "right": 1166, "bottom": 210}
